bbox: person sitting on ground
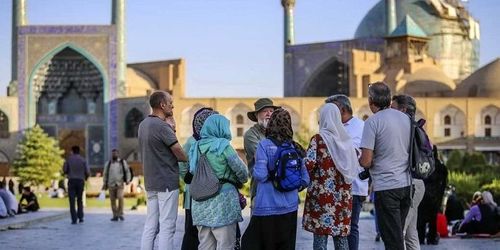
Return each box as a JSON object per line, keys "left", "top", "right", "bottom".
{"left": 0, "top": 195, "right": 7, "bottom": 218}
{"left": 0, "top": 181, "right": 18, "bottom": 216}
{"left": 458, "top": 191, "right": 499, "bottom": 235}
{"left": 445, "top": 186, "right": 464, "bottom": 223}
{"left": 18, "top": 186, "right": 40, "bottom": 213}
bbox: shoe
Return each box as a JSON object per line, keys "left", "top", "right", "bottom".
{"left": 111, "top": 217, "right": 118, "bottom": 221}
{"left": 375, "top": 233, "right": 381, "bottom": 242}
{"left": 118, "top": 216, "right": 124, "bottom": 221}
{"left": 71, "top": 221, "right": 77, "bottom": 225}
{"left": 78, "top": 219, "right": 84, "bottom": 223}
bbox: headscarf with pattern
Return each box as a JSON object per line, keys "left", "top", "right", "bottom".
{"left": 192, "top": 107, "right": 218, "bottom": 141}
{"left": 266, "top": 108, "right": 305, "bottom": 155}
{"left": 189, "top": 114, "right": 232, "bottom": 172}
{"left": 265, "top": 108, "right": 293, "bottom": 144}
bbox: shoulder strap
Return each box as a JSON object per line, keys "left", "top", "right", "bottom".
{"left": 120, "top": 159, "right": 127, "bottom": 182}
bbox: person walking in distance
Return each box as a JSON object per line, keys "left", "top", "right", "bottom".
{"left": 63, "top": 146, "right": 90, "bottom": 224}
{"left": 102, "top": 148, "right": 131, "bottom": 221}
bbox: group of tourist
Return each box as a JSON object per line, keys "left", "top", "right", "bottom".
{"left": 135, "top": 82, "right": 433, "bottom": 250}
{"left": 0, "top": 179, "right": 39, "bottom": 219}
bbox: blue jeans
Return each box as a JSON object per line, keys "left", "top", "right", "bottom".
{"left": 348, "top": 195, "right": 365, "bottom": 250}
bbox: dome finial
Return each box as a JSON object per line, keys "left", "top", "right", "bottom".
{"left": 281, "top": 0, "right": 296, "bottom": 9}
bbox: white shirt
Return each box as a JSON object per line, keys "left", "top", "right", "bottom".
{"left": 344, "top": 116, "right": 369, "bottom": 196}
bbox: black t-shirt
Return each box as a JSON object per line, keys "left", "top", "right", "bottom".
{"left": 21, "top": 192, "right": 39, "bottom": 209}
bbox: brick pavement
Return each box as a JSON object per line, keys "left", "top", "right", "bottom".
{"left": 0, "top": 208, "right": 498, "bottom": 249}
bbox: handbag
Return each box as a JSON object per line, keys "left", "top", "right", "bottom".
{"left": 189, "top": 146, "right": 221, "bottom": 201}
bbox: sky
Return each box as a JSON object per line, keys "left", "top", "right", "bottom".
{"left": 0, "top": 0, "right": 499, "bottom": 98}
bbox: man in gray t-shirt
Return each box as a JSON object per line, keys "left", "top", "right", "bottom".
{"left": 138, "top": 91, "right": 187, "bottom": 250}
{"left": 359, "top": 82, "right": 411, "bottom": 250}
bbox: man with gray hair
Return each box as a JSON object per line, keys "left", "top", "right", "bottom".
{"left": 139, "top": 91, "right": 188, "bottom": 250}
{"left": 325, "top": 94, "right": 367, "bottom": 250}
{"left": 359, "top": 82, "right": 412, "bottom": 250}
{"left": 391, "top": 94, "right": 426, "bottom": 250}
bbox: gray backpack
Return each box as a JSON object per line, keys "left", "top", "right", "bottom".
{"left": 189, "top": 147, "right": 221, "bottom": 201}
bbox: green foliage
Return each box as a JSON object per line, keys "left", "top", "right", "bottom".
{"left": 12, "top": 125, "right": 64, "bottom": 187}
{"left": 448, "top": 171, "right": 481, "bottom": 202}
{"left": 446, "top": 150, "right": 463, "bottom": 170}
{"left": 463, "top": 152, "right": 487, "bottom": 167}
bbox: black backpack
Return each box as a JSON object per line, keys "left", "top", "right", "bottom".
{"left": 105, "top": 159, "right": 133, "bottom": 184}
{"left": 268, "top": 139, "right": 304, "bottom": 192}
{"left": 409, "top": 117, "right": 435, "bottom": 179}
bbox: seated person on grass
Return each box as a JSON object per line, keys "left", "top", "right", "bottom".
{"left": 18, "top": 187, "right": 40, "bottom": 213}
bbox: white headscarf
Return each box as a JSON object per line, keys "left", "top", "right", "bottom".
{"left": 482, "top": 191, "right": 497, "bottom": 206}
{"left": 318, "top": 103, "right": 359, "bottom": 184}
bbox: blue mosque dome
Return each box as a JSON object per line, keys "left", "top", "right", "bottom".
{"left": 354, "top": 0, "right": 480, "bottom": 81}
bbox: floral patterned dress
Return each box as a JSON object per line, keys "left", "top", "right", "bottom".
{"left": 302, "top": 134, "right": 352, "bottom": 237}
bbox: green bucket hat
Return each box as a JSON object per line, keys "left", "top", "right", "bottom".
{"left": 247, "top": 98, "right": 280, "bottom": 122}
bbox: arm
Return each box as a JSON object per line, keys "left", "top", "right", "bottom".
{"left": 84, "top": 161, "right": 91, "bottom": 180}
{"left": 165, "top": 116, "right": 176, "bottom": 132}
{"left": 102, "top": 162, "right": 109, "bottom": 189}
{"left": 171, "top": 143, "right": 188, "bottom": 162}
{"left": 163, "top": 124, "right": 187, "bottom": 162}
{"left": 123, "top": 161, "right": 131, "bottom": 184}
{"left": 300, "top": 163, "right": 310, "bottom": 189}
{"left": 304, "top": 136, "right": 317, "bottom": 174}
{"left": 62, "top": 161, "right": 68, "bottom": 176}
{"left": 359, "top": 119, "right": 376, "bottom": 168}
{"left": 224, "top": 147, "right": 249, "bottom": 184}
{"left": 19, "top": 194, "right": 26, "bottom": 204}
{"left": 460, "top": 205, "right": 481, "bottom": 228}
{"left": 244, "top": 130, "right": 260, "bottom": 174}
{"left": 179, "top": 138, "right": 194, "bottom": 179}
{"left": 359, "top": 148, "right": 374, "bottom": 168}
{"left": 253, "top": 141, "right": 270, "bottom": 182}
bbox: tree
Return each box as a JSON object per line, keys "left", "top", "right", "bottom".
{"left": 12, "top": 125, "right": 64, "bottom": 186}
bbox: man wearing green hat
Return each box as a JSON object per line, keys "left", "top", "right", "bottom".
{"left": 244, "top": 98, "right": 280, "bottom": 205}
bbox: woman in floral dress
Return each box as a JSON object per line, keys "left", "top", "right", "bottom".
{"left": 303, "top": 103, "right": 359, "bottom": 250}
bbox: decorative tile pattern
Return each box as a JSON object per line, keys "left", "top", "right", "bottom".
{"left": 16, "top": 25, "right": 118, "bottom": 158}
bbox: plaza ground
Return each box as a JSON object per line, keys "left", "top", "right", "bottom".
{"left": 1, "top": 207, "right": 499, "bottom": 249}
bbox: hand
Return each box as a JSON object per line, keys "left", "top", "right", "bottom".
{"left": 165, "top": 116, "right": 176, "bottom": 131}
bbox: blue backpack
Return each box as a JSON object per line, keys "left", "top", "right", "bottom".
{"left": 268, "top": 139, "right": 304, "bottom": 192}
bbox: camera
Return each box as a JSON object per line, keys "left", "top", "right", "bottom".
{"left": 359, "top": 169, "right": 371, "bottom": 180}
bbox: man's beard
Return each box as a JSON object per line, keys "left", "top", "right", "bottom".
{"left": 112, "top": 156, "right": 118, "bottom": 161}
{"left": 258, "top": 118, "right": 269, "bottom": 128}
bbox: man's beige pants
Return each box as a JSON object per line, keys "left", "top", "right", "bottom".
{"left": 109, "top": 185, "right": 124, "bottom": 218}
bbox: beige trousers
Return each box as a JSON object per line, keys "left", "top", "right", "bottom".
{"left": 109, "top": 185, "right": 124, "bottom": 217}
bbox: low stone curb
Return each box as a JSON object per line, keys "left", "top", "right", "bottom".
{"left": 0, "top": 211, "right": 69, "bottom": 231}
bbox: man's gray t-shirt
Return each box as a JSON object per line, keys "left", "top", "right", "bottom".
{"left": 360, "top": 109, "right": 411, "bottom": 192}
{"left": 138, "top": 116, "right": 179, "bottom": 192}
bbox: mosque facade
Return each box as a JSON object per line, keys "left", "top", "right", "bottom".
{"left": 0, "top": 0, "right": 499, "bottom": 176}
